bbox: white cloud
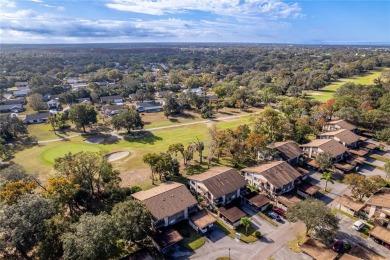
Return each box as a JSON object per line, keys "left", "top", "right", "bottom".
{"left": 105, "top": 0, "right": 302, "bottom": 19}
{"left": 0, "top": 0, "right": 16, "bottom": 8}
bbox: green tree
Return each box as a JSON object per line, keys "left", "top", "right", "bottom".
{"left": 0, "top": 163, "right": 28, "bottom": 185}
{"left": 320, "top": 171, "right": 335, "bottom": 192}
{"left": 316, "top": 152, "right": 333, "bottom": 172}
{"left": 163, "top": 95, "right": 182, "bottom": 118}
{"left": 54, "top": 151, "right": 120, "bottom": 197}
{"left": 61, "top": 213, "right": 119, "bottom": 260}
{"left": 0, "top": 194, "right": 57, "bottom": 258}
{"left": 344, "top": 174, "right": 386, "bottom": 201}
{"left": 240, "top": 217, "right": 252, "bottom": 235}
{"left": 250, "top": 107, "right": 292, "bottom": 142}
{"left": 29, "top": 93, "right": 46, "bottom": 112}
{"left": 45, "top": 176, "right": 80, "bottom": 217}
{"left": 286, "top": 198, "right": 339, "bottom": 244}
{"left": 38, "top": 214, "right": 72, "bottom": 260}
{"left": 68, "top": 104, "right": 97, "bottom": 132}
{"left": 112, "top": 108, "right": 144, "bottom": 134}
{"left": 111, "top": 200, "right": 152, "bottom": 243}
{"left": 0, "top": 115, "right": 28, "bottom": 140}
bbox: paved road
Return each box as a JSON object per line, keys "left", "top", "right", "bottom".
{"left": 37, "top": 113, "right": 255, "bottom": 144}
{"left": 337, "top": 213, "right": 390, "bottom": 259}
{"left": 188, "top": 221, "right": 305, "bottom": 260}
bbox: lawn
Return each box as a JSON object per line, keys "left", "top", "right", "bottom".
{"left": 13, "top": 115, "right": 252, "bottom": 187}
{"left": 306, "top": 68, "right": 388, "bottom": 102}
{"left": 215, "top": 219, "right": 259, "bottom": 243}
{"left": 174, "top": 222, "right": 205, "bottom": 250}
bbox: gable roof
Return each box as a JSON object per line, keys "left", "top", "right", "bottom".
{"left": 100, "top": 95, "right": 122, "bottom": 102}
{"left": 268, "top": 141, "right": 303, "bottom": 160}
{"left": 136, "top": 101, "right": 162, "bottom": 108}
{"left": 300, "top": 139, "right": 348, "bottom": 157}
{"left": 242, "top": 161, "right": 301, "bottom": 189}
{"left": 369, "top": 225, "right": 390, "bottom": 245}
{"left": 328, "top": 119, "right": 357, "bottom": 131}
{"left": 320, "top": 129, "right": 359, "bottom": 145}
{"left": 1, "top": 98, "right": 25, "bottom": 105}
{"left": 132, "top": 182, "right": 197, "bottom": 220}
{"left": 0, "top": 104, "right": 23, "bottom": 110}
{"left": 337, "top": 195, "right": 365, "bottom": 212}
{"left": 25, "top": 112, "right": 50, "bottom": 121}
{"left": 365, "top": 188, "right": 390, "bottom": 208}
{"left": 187, "top": 167, "right": 247, "bottom": 198}
{"left": 301, "top": 239, "right": 338, "bottom": 260}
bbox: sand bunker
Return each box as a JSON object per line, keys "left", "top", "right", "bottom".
{"left": 107, "top": 151, "right": 130, "bottom": 162}
{"left": 85, "top": 137, "right": 104, "bottom": 144}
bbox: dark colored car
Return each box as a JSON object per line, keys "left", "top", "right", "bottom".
{"left": 332, "top": 240, "right": 345, "bottom": 253}
{"left": 267, "top": 211, "right": 281, "bottom": 221}
{"left": 384, "top": 244, "right": 390, "bottom": 250}
{"left": 371, "top": 237, "right": 381, "bottom": 244}
{"left": 273, "top": 206, "right": 286, "bottom": 218}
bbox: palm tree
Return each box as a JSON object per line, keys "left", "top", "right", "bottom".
{"left": 240, "top": 217, "right": 251, "bottom": 235}
{"left": 321, "top": 171, "right": 335, "bottom": 192}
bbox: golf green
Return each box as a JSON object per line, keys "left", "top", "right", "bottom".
{"left": 41, "top": 143, "right": 104, "bottom": 164}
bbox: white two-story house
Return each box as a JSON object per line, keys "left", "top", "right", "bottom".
{"left": 267, "top": 140, "right": 304, "bottom": 165}
{"left": 132, "top": 182, "right": 197, "bottom": 228}
{"left": 242, "top": 161, "right": 303, "bottom": 197}
{"left": 300, "top": 139, "right": 348, "bottom": 163}
{"left": 319, "top": 129, "right": 360, "bottom": 148}
{"left": 187, "top": 167, "right": 247, "bottom": 208}
{"left": 322, "top": 119, "right": 357, "bottom": 133}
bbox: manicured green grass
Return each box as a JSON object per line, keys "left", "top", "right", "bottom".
{"left": 258, "top": 212, "right": 279, "bottom": 227}
{"left": 306, "top": 68, "right": 388, "bottom": 102}
{"left": 368, "top": 154, "right": 389, "bottom": 163}
{"left": 174, "top": 222, "right": 205, "bottom": 250}
{"left": 215, "top": 219, "right": 258, "bottom": 243}
{"left": 331, "top": 209, "right": 358, "bottom": 221}
{"left": 40, "top": 143, "right": 104, "bottom": 164}
{"left": 13, "top": 116, "right": 251, "bottom": 186}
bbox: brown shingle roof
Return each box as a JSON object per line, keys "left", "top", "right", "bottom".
{"left": 243, "top": 193, "right": 271, "bottom": 208}
{"left": 152, "top": 227, "right": 183, "bottom": 250}
{"left": 339, "top": 253, "right": 362, "bottom": 260}
{"left": 369, "top": 225, "right": 390, "bottom": 245}
{"left": 337, "top": 195, "right": 365, "bottom": 212}
{"left": 320, "top": 129, "right": 360, "bottom": 145}
{"left": 349, "top": 245, "right": 387, "bottom": 260}
{"left": 189, "top": 209, "right": 217, "bottom": 229}
{"left": 187, "top": 167, "right": 247, "bottom": 198}
{"left": 218, "top": 206, "right": 246, "bottom": 223}
{"left": 242, "top": 161, "right": 302, "bottom": 189}
{"left": 297, "top": 181, "right": 321, "bottom": 196}
{"left": 365, "top": 188, "right": 390, "bottom": 208}
{"left": 300, "top": 139, "right": 348, "bottom": 157}
{"left": 301, "top": 239, "right": 338, "bottom": 260}
{"left": 132, "top": 182, "right": 197, "bottom": 220}
{"left": 328, "top": 119, "right": 357, "bottom": 131}
{"left": 276, "top": 193, "right": 302, "bottom": 208}
{"left": 268, "top": 141, "right": 303, "bottom": 161}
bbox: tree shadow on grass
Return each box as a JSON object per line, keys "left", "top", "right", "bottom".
{"left": 185, "top": 164, "right": 209, "bottom": 176}
{"left": 124, "top": 131, "right": 162, "bottom": 144}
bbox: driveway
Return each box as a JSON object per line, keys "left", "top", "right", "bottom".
{"left": 240, "top": 204, "right": 278, "bottom": 236}
{"left": 189, "top": 221, "right": 305, "bottom": 260}
{"left": 336, "top": 213, "right": 390, "bottom": 259}
{"left": 307, "top": 172, "right": 350, "bottom": 207}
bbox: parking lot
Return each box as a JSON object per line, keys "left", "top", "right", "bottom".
{"left": 336, "top": 213, "right": 390, "bottom": 259}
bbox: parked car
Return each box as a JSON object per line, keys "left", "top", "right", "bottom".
{"left": 267, "top": 211, "right": 281, "bottom": 221}
{"left": 332, "top": 240, "right": 344, "bottom": 253}
{"left": 352, "top": 220, "right": 365, "bottom": 231}
{"left": 371, "top": 236, "right": 381, "bottom": 244}
{"left": 273, "top": 206, "right": 286, "bottom": 218}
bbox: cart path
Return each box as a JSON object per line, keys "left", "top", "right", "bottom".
{"left": 37, "top": 112, "right": 255, "bottom": 144}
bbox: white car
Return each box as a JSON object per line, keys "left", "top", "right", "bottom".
{"left": 352, "top": 220, "right": 365, "bottom": 231}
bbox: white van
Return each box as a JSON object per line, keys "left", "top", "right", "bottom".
{"left": 352, "top": 220, "right": 365, "bottom": 231}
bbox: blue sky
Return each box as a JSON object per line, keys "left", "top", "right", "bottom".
{"left": 1, "top": 0, "right": 389, "bottom": 44}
